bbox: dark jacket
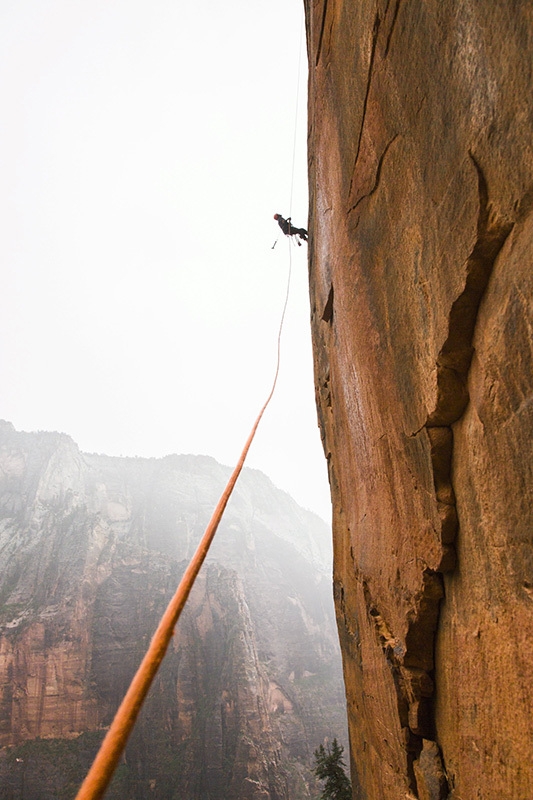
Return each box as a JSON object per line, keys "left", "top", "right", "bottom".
{"left": 276, "top": 215, "right": 308, "bottom": 240}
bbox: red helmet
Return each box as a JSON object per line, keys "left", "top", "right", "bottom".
{"left": 273, "top": 213, "right": 280, "bottom": 220}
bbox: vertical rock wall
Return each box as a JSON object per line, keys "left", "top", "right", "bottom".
{"left": 305, "top": 2, "right": 533, "bottom": 798}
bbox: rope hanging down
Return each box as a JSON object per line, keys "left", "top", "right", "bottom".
{"left": 289, "top": 10, "right": 305, "bottom": 218}
{"left": 75, "top": 253, "right": 293, "bottom": 800}
{"left": 76, "top": 13, "right": 305, "bottom": 797}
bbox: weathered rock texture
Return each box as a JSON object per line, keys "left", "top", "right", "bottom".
{"left": 305, "top": 1, "right": 533, "bottom": 798}
{"left": 0, "top": 421, "right": 347, "bottom": 799}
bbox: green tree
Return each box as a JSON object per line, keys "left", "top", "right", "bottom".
{"left": 313, "top": 738, "right": 352, "bottom": 800}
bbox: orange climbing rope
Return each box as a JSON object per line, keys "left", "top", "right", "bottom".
{"left": 76, "top": 13, "right": 306, "bottom": 795}
{"left": 75, "top": 251, "right": 293, "bottom": 800}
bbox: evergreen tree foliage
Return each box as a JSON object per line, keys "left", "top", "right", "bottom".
{"left": 313, "top": 738, "right": 352, "bottom": 800}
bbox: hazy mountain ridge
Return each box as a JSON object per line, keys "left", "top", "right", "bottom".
{"left": 0, "top": 421, "right": 346, "bottom": 799}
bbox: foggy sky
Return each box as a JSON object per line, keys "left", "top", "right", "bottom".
{"left": 0, "top": 1, "right": 332, "bottom": 521}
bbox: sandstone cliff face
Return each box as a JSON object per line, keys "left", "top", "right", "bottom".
{"left": 305, "top": 2, "right": 533, "bottom": 798}
{"left": 0, "top": 421, "right": 347, "bottom": 799}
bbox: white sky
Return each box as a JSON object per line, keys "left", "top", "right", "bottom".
{"left": 0, "top": 0, "right": 332, "bottom": 522}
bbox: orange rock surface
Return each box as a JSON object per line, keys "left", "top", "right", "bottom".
{"left": 305, "top": 1, "right": 533, "bottom": 797}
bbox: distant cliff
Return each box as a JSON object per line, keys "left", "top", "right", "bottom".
{"left": 0, "top": 421, "right": 347, "bottom": 799}
{"left": 305, "top": 2, "right": 533, "bottom": 799}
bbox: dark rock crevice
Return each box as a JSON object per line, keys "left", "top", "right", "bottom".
{"left": 424, "top": 155, "right": 514, "bottom": 578}
{"left": 427, "top": 155, "right": 514, "bottom": 428}
{"left": 321, "top": 285, "right": 334, "bottom": 323}
{"left": 355, "top": 157, "right": 514, "bottom": 799}
{"left": 410, "top": 156, "right": 514, "bottom": 797}
{"left": 361, "top": 570, "right": 443, "bottom": 797}
{"left": 384, "top": 0, "right": 403, "bottom": 57}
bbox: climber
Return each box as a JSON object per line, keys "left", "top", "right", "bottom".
{"left": 273, "top": 214, "right": 308, "bottom": 243}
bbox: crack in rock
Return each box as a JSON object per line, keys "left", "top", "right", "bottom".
{"left": 361, "top": 571, "right": 443, "bottom": 794}
{"left": 358, "top": 156, "right": 513, "bottom": 800}
{"left": 427, "top": 155, "right": 514, "bottom": 427}
{"left": 409, "top": 156, "right": 514, "bottom": 798}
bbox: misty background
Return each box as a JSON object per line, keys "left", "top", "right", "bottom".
{"left": 0, "top": 1, "right": 331, "bottom": 521}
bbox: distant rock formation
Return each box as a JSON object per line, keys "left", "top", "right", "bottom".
{"left": 0, "top": 421, "right": 347, "bottom": 799}
{"left": 305, "top": 2, "right": 533, "bottom": 798}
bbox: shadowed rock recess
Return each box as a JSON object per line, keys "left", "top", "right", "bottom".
{"left": 305, "top": 1, "right": 533, "bottom": 798}
{"left": 0, "top": 422, "right": 347, "bottom": 799}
